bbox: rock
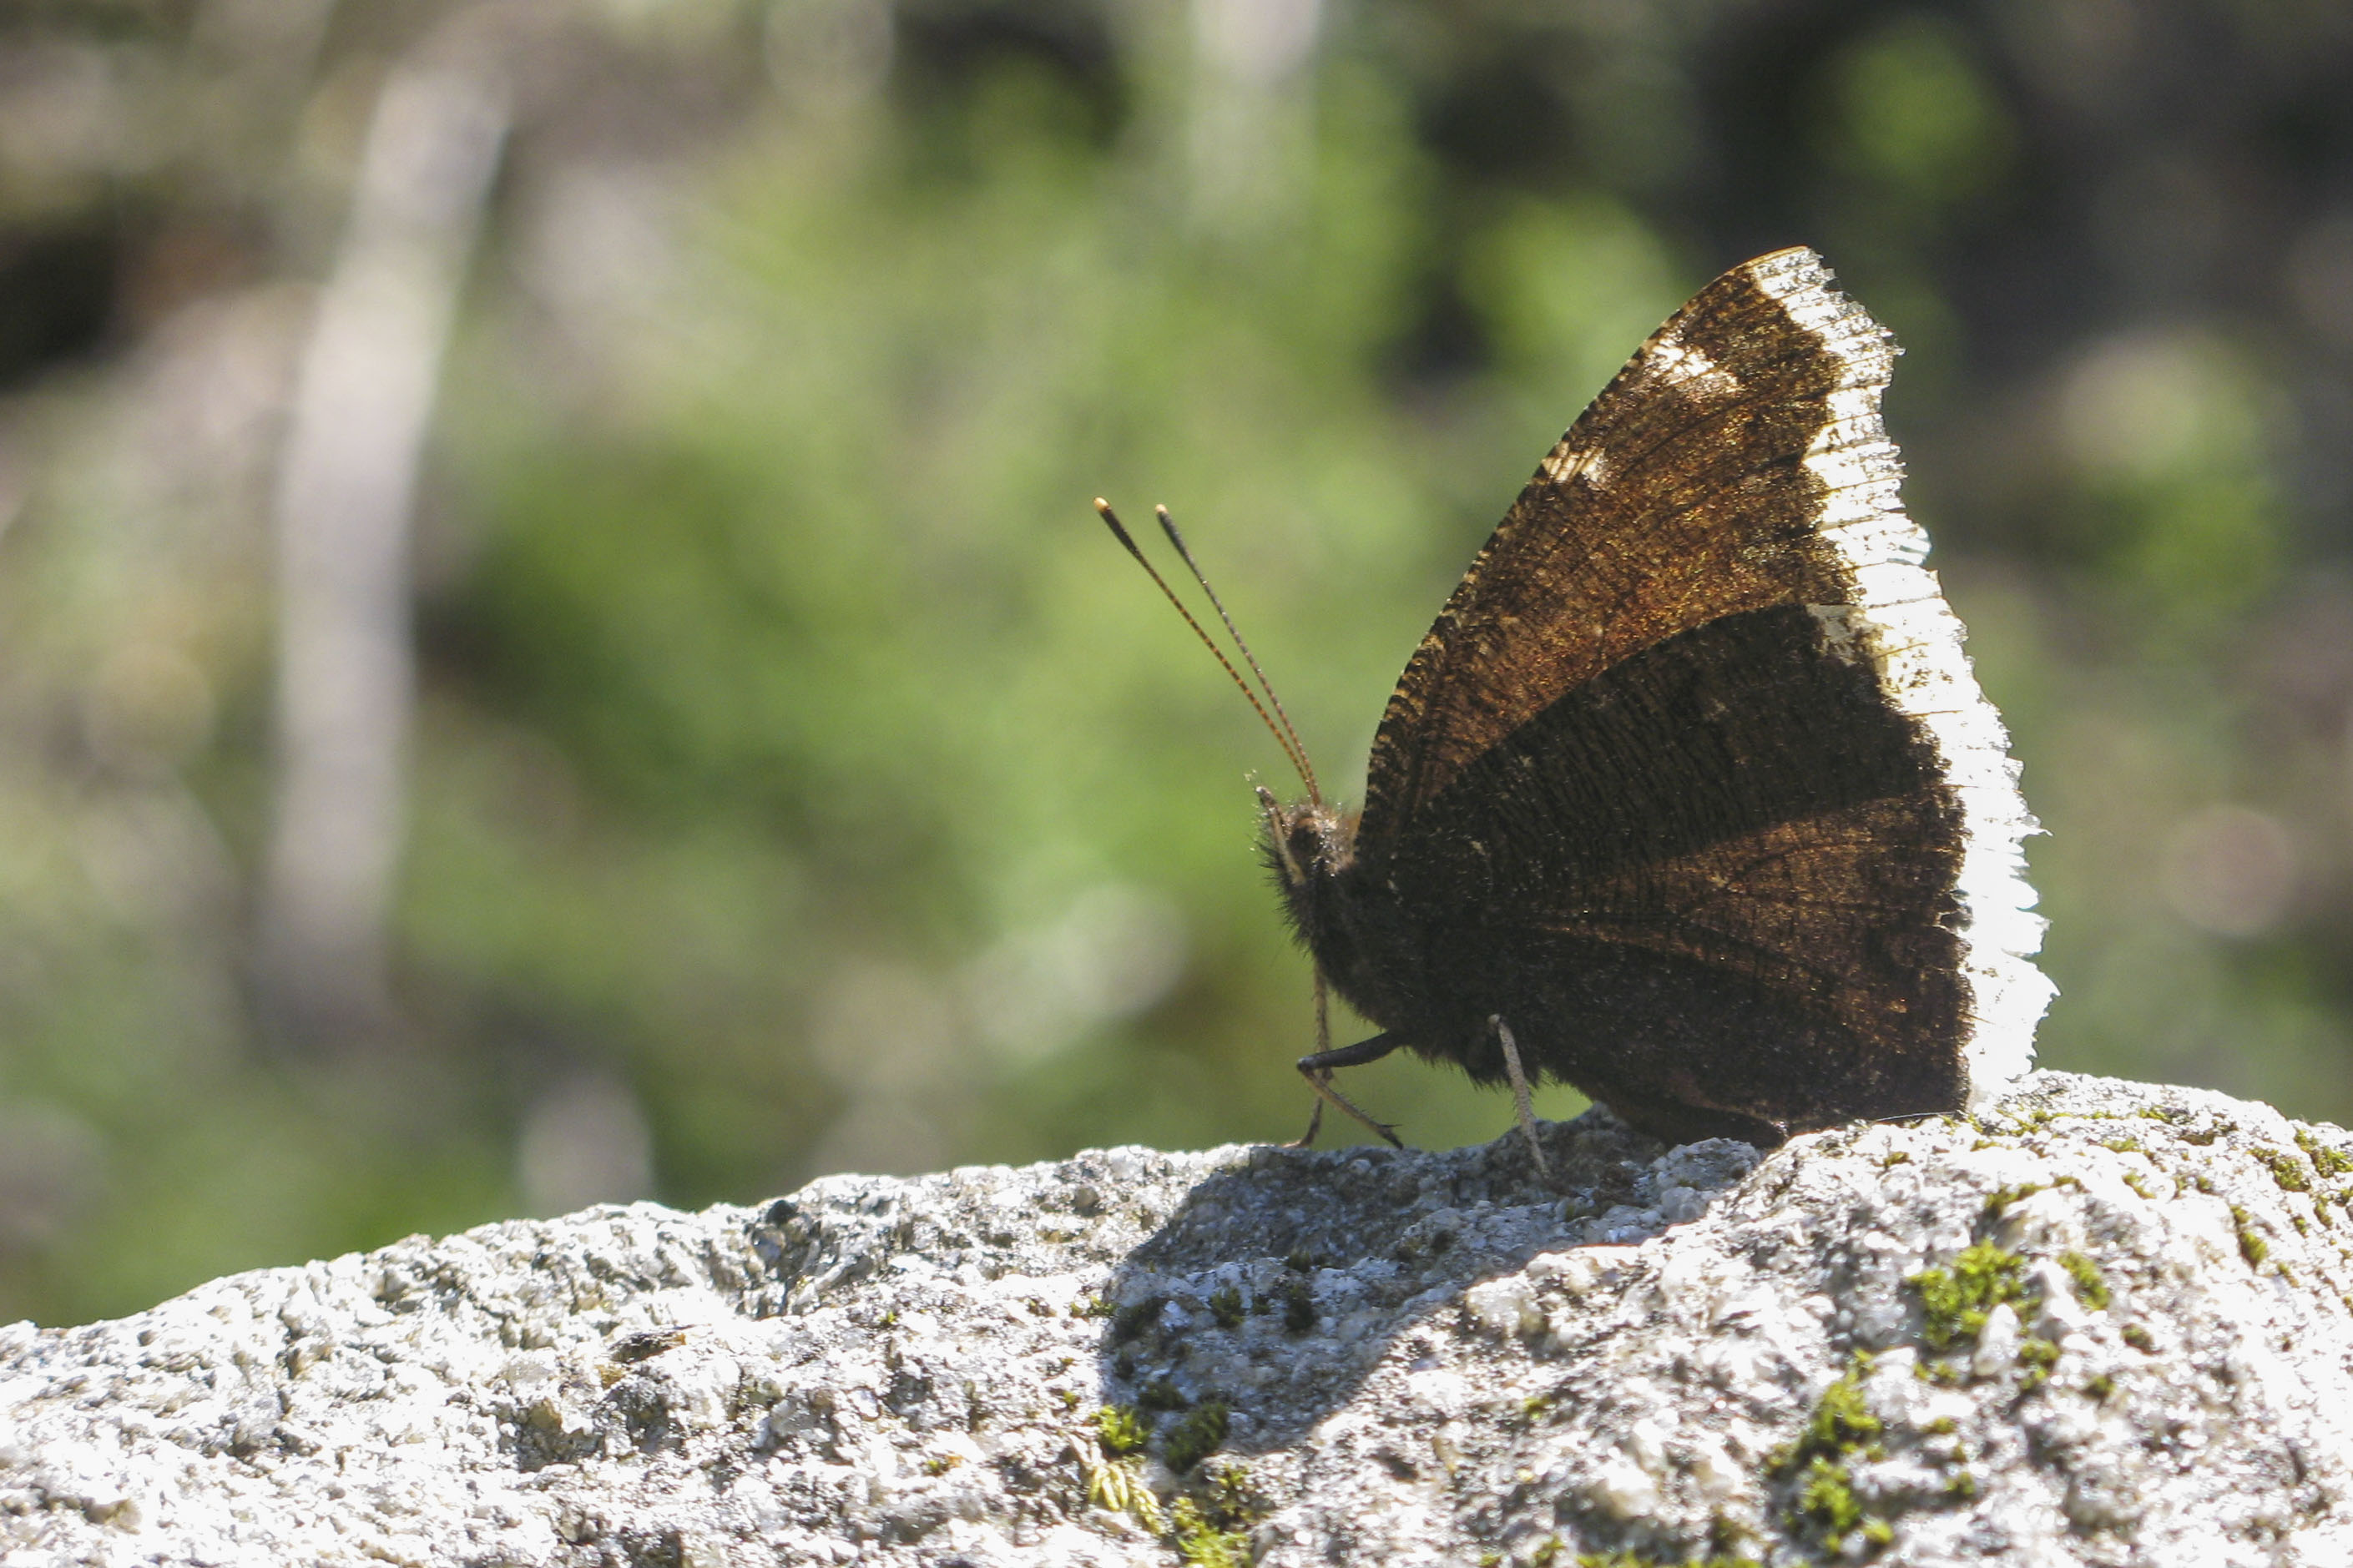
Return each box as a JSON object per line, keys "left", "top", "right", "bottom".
{"left": 6, "top": 1070, "right": 2353, "bottom": 1565}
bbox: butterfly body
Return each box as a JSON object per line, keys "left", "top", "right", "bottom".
{"left": 1265, "top": 248, "right": 2051, "bottom": 1150}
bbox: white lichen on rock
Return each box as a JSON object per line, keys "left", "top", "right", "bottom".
{"left": 6, "top": 1071, "right": 2353, "bottom": 1565}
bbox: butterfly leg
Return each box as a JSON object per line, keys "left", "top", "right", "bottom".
{"left": 1490, "top": 1015, "right": 1553, "bottom": 1180}
{"left": 1292, "top": 968, "right": 1334, "bottom": 1147}
{"left": 1290, "top": 1033, "right": 1406, "bottom": 1150}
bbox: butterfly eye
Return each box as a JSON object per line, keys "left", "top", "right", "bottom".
{"left": 1286, "top": 810, "right": 1341, "bottom": 879}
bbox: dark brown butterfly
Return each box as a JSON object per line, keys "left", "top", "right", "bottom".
{"left": 1104, "top": 247, "right": 2050, "bottom": 1155}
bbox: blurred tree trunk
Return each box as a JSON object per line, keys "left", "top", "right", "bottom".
{"left": 255, "top": 52, "right": 507, "bottom": 1051}
{"left": 1186, "top": 0, "right": 1322, "bottom": 232}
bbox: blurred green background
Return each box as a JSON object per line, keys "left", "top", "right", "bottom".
{"left": 4, "top": 0, "right": 2352, "bottom": 1326}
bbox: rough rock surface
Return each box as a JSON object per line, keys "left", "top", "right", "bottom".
{"left": 7, "top": 1071, "right": 2353, "bottom": 1566}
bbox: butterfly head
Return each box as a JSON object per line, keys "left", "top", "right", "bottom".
{"left": 1255, "top": 779, "right": 1340, "bottom": 868}
{"left": 1257, "top": 782, "right": 1358, "bottom": 920}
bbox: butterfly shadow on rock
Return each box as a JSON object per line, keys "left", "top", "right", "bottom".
{"left": 1088, "top": 1110, "right": 1765, "bottom": 1480}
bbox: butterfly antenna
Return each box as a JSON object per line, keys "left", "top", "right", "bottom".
{"left": 1094, "top": 499, "right": 1319, "bottom": 801}
{"left": 1154, "top": 505, "right": 1321, "bottom": 807}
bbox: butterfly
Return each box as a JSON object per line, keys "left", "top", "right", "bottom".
{"left": 1104, "top": 247, "right": 2051, "bottom": 1156}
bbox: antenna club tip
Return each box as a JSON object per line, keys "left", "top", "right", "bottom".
{"left": 1092, "top": 497, "right": 1112, "bottom": 512}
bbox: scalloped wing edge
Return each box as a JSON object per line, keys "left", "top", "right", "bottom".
{"left": 1750, "top": 247, "right": 2055, "bottom": 1107}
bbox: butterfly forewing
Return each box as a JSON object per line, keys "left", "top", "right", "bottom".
{"left": 1359, "top": 248, "right": 1894, "bottom": 849}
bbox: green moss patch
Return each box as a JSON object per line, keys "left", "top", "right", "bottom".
{"left": 1800, "top": 1359, "right": 1882, "bottom": 1455}
{"left": 1094, "top": 1403, "right": 1149, "bottom": 1458}
{"left": 2254, "top": 1147, "right": 2310, "bottom": 1192}
{"left": 1280, "top": 1278, "right": 1317, "bottom": 1334}
{"left": 1769, "top": 1354, "right": 1892, "bottom": 1550}
{"left": 1793, "top": 1457, "right": 1894, "bottom": 1548}
{"left": 1912, "top": 1235, "right": 2117, "bottom": 1386}
{"left": 2230, "top": 1206, "right": 2270, "bottom": 1268}
{"left": 1910, "top": 1241, "right": 2026, "bottom": 1350}
{"left": 1163, "top": 1399, "right": 1231, "bottom": 1473}
{"left": 2017, "top": 1336, "right": 2060, "bottom": 1388}
{"left": 1138, "top": 1377, "right": 1188, "bottom": 1412}
{"left": 2298, "top": 1130, "right": 2353, "bottom": 1178}
{"left": 1981, "top": 1182, "right": 2046, "bottom": 1221}
{"left": 2059, "top": 1251, "right": 2110, "bottom": 1311}
{"left": 1084, "top": 1442, "right": 1264, "bottom": 1559}
{"left": 1109, "top": 1295, "right": 1164, "bottom": 1345}
{"left": 1172, "top": 1496, "right": 1247, "bottom": 1567}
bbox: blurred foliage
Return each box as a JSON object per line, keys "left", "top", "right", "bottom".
{"left": 3, "top": 0, "right": 2353, "bottom": 1325}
